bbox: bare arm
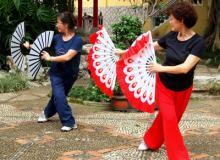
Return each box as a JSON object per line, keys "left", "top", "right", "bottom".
{"left": 41, "top": 49, "right": 77, "bottom": 62}
{"left": 115, "top": 41, "right": 163, "bottom": 56}
{"left": 148, "top": 54, "right": 200, "bottom": 74}
{"left": 114, "top": 48, "right": 127, "bottom": 56}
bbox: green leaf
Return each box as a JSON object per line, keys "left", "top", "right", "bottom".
{"left": 13, "top": 0, "right": 21, "bottom": 11}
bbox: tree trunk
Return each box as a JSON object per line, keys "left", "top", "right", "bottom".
{"left": 204, "top": 0, "right": 220, "bottom": 51}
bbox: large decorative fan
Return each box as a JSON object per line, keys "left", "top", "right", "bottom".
{"left": 88, "top": 26, "right": 119, "bottom": 97}
{"left": 10, "top": 22, "right": 26, "bottom": 71}
{"left": 27, "top": 31, "right": 54, "bottom": 79}
{"left": 117, "top": 31, "right": 156, "bottom": 113}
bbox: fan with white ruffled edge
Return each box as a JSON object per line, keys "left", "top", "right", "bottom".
{"left": 88, "top": 26, "right": 119, "bottom": 97}
{"left": 27, "top": 31, "right": 54, "bottom": 79}
{"left": 10, "top": 22, "right": 26, "bottom": 71}
{"left": 117, "top": 31, "right": 156, "bottom": 113}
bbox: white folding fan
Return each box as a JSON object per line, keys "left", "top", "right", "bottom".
{"left": 27, "top": 31, "right": 54, "bottom": 79}
{"left": 10, "top": 22, "right": 26, "bottom": 71}
{"left": 88, "top": 26, "right": 119, "bottom": 97}
{"left": 117, "top": 31, "right": 156, "bottom": 112}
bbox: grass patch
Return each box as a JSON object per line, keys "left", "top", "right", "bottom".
{"left": 0, "top": 72, "right": 29, "bottom": 93}
{"left": 210, "top": 83, "right": 220, "bottom": 95}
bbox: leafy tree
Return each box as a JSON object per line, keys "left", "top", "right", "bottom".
{"left": 0, "top": 0, "right": 57, "bottom": 47}
{"left": 0, "top": 0, "right": 57, "bottom": 69}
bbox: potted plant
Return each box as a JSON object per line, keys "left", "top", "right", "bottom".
{"left": 110, "top": 81, "right": 131, "bottom": 111}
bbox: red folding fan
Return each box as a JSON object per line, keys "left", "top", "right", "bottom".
{"left": 116, "top": 31, "right": 156, "bottom": 113}
{"left": 88, "top": 26, "right": 119, "bottom": 97}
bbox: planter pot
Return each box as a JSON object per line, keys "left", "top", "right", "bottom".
{"left": 111, "top": 95, "right": 139, "bottom": 112}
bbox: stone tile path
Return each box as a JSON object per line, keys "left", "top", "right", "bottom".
{"left": 0, "top": 85, "right": 219, "bottom": 160}
{"left": 0, "top": 65, "right": 220, "bottom": 159}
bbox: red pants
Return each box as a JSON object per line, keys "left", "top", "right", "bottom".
{"left": 144, "top": 76, "right": 192, "bottom": 160}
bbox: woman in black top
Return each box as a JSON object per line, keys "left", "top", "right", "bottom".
{"left": 116, "top": 2, "right": 205, "bottom": 160}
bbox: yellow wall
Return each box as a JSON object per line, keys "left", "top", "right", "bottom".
{"left": 151, "top": 21, "right": 171, "bottom": 39}
{"left": 74, "top": 0, "right": 143, "bottom": 8}
{"left": 192, "top": 0, "right": 209, "bottom": 35}
{"left": 144, "top": 0, "right": 210, "bottom": 37}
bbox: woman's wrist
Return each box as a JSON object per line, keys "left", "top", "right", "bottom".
{"left": 115, "top": 49, "right": 127, "bottom": 56}
{"left": 49, "top": 56, "right": 54, "bottom": 62}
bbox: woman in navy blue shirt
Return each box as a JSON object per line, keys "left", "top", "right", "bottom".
{"left": 116, "top": 2, "right": 205, "bottom": 159}
{"left": 38, "top": 12, "right": 83, "bottom": 132}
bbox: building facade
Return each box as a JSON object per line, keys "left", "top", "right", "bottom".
{"left": 75, "top": 0, "right": 210, "bottom": 37}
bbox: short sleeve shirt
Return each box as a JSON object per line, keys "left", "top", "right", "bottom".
{"left": 50, "top": 34, "right": 83, "bottom": 76}
{"left": 158, "top": 31, "right": 205, "bottom": 91}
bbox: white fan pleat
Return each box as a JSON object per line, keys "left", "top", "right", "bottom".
{"left": 28, "top": 31, "right": 54, "bottom": 78}
{"left": 95, "top": 34, "right": 115, "bottom": 51}
{"left": 104, "top": 60, "right": 116, "bottom": 88}
{"left": 122, "top": 32, "right": 156, "bottom": 105}
{"left": 93, "top": 44, "right": 114, "bottom": 53}
{"left": 90, "top": 27, "right": 118, "bottom": 92}
{"left": 98, "top": 27, "right": 115, "bottom": 49}
{"left": 10, "top": 22, "right": 26, "bottom": 71}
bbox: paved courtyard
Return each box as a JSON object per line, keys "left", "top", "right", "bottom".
{"left": 0, "top": 65, "right": 220, "bottom": 160}
{"left": 0, "top": 83, "right": 220, "bottom": 160}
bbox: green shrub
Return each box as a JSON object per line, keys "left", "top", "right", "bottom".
{"left": 111, "top": 15, "right": 143, "bottom": 95}
{"left": 69, "top": 80, "right": 110, "bottom": 102}
{"left": 111, "top": 15, "right": 142, "bottom": 49}
{"left": 69, "top": 86, "right": 88, "bottom": 100}
{"left": 0, "top": 72, "right": 29, "bottom": 93}
{"left": 210, "top": 83, "right": 220, "bottom": 95}
{"left": 203, "top": 49, "right": 220, "bottom": 67}
{"left": 113, "top": 81, "right": 123, "bottom": 96}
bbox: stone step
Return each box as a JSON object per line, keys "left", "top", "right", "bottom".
{"left": 191, "top": 92, "right": 220, "bottom": 100}
{"left": 193, "top": 75, "right": 220, "bottom": 92}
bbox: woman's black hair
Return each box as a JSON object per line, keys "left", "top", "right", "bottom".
{"left": 58, "top": 11, "right": 77, "bottom": 31}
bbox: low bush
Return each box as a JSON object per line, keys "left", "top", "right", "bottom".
{"left": 69, "top": 80, "right": 110, "bottom": 102}
{"left": 111, "top": 15, "right": 142, "bottom": 49}
{"left": 0, "top": 72, "right": 29, "bottom": 93}
{"left": 210, "top": 83, "right": 220, "bottom": 95}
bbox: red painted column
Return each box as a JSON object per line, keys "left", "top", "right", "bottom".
{"left": 78, "top": 0, "right": 83, "bottom": 28}
{"left": 93, "top": 0, "right": 98, "bottom": 27}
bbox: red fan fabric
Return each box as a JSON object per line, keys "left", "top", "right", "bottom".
{"left": 89, "top": 32, "right": 99, "bottom": 44}
{"left": 88, "top": 26, "right": 118, "bottom": 97}
{"left": 121, "top": 33, "right": 150, "bottom": 60}
{"left": 116, "top": 32, "right": 156, "bottom": 113}
{"left": 88, "top": 49, "right": 113, "bottom": 97}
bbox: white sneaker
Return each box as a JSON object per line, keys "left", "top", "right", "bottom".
{"left": 37, "top": 111, "right": 48, "bottom": 123}
{"left": 61, "top": 124, "right": 77, "bottom": 132}
{"left": 138, "top": 140, "right": 148, "bottom": 151}
{"left": 73, "top": 123, "right": 78, "bottom": 129}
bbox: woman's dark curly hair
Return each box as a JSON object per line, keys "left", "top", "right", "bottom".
{"left": 167, "top": 1, "right": 198, "bottom": 28}
{"left": 58, "top": 11, "right": 77, "bottom": 31}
